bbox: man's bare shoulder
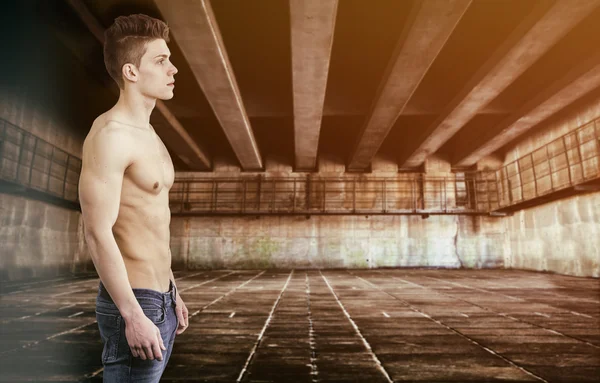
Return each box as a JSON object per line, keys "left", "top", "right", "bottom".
{"left": 84, "top": 115, "right": 136, "bottom": 145}
{"left": 81, "top": 117, "right": 138, "bottom": 170}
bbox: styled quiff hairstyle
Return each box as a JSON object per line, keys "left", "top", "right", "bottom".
{"left": 104, "top": 14, "right": 170, "bottom": 89}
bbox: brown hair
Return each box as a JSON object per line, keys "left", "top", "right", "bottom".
{"left": 104, "top": 14, "right": 170, "bottom": 89}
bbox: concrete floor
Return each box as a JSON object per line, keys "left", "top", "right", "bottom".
{"left": 0, "top": 269, "right": 598, "bottom": 382}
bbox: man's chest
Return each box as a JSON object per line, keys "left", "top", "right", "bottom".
{"left": 125, "top": 132, "right": 175, "bottom": 194}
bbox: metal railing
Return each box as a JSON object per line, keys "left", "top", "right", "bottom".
{"left": 168, "top": 173, "right": 498, "bottom": 215}
{"left": 495, "top": 117, "right": 600, "bottom": 209}
{"left": 1, "top": 115, "right": 598, "bottom": 215}
{"left": 168, "top": 116, "right": 600, "bottom": 216}
{"left": 0, "top": 118, "right": 81, "bottom": 204}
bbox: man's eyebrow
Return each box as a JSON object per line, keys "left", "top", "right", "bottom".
{"left": 154, "top": 54, "right": 170, "bottom": 59}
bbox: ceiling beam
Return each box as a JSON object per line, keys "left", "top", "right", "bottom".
{"left": 154, "top": 0, "right": 263, "bottom": 170}
{"left": 346, "top": 0, "right": 472, "bottom": 172}
{"left": 399, "top": 0, "right": 599, "bottom": 168}
{"left": 65, "top": 0, "right": 211, "bottom": 170}
{"left": 290, "top": 0, "right": 338, "bottom": 171}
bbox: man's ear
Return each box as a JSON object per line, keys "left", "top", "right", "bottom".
{"left": 122, "top": 63, "right": 138, "bottom": 84}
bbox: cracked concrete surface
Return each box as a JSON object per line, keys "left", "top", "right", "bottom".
{"left": 0, "top": 269, "right": 598, "bottom": 382}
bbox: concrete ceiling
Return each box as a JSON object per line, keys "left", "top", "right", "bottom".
{"left": 25, "top": 0, "right": 600, "bottom": 171}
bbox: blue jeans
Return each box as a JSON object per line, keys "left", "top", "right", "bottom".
{"left": 96, "top": 280, "right": 179, "bottom": 382}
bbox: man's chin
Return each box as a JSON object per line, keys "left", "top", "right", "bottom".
{"left": 157, "top": 91, "right": 175, "bottom": 101}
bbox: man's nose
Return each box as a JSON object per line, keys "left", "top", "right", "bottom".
{"left": 170, "top": 64, "right": 178, "bottom": 76}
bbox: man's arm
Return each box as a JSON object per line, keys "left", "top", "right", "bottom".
{"left": 79, "top": 124, "right": 165, "bottom": 360}
{"left": 79, "top": 125, "right": 141, "bottom": 319}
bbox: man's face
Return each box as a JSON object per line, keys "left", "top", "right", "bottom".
{"left": 136, "top": 39, "right": 178, "bottom": 100}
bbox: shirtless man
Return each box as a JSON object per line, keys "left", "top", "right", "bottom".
{"left": 78, "top": 14, "right": 189, "bottom": 382}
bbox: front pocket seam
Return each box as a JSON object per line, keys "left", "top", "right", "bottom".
{"left": 95, "top": 310, "right": 120, "bottom": 318}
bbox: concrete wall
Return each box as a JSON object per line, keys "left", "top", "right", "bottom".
{"left": 501, "top": 94, "right": 600, "bottom": 277}
{"left": 0, "top": 194, "right": 88, "bottom": 280}
{"left": 0, "top": 82, "right": 86, "bottom": 158}
{"left": 170, "top": 214, "right": 506, "bottom": 270}
{"left": 171, "top": 95, "right": 600, "bottom": 277}
{"left": 504, "top": 193, "right": 600, "bottom": 277}
{"left": 0, "top": 8, "right": 97, "bottom": 281}
{"left": 170, "top": 154, "right": 507, "bottom": 270}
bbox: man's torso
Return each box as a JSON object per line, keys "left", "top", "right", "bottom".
{"left": 83, "top": 113, "right": 175, "bottom": 292}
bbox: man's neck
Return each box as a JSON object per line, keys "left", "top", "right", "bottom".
{"left": 113, "top": 87, "right": 157, "bottom": 129}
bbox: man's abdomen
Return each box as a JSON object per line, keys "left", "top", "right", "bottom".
{"left": 113, "top": 203, "right": 172, "bottom": 292}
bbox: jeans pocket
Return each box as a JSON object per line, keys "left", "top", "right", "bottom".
{"left": 142, "top": 306, "right": 166, "bottom": 325}
{"left": 96, "top": 311, "right": 122, "bottom": 364}
{"left": 96, "top": 300, "right": 121, "bottom": 316}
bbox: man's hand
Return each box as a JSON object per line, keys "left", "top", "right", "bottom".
{"left": 124, "top": 313, "right": 166, "bottom": 361}
{"left": 175, "top": 292, "right": 189, "bottom": 335}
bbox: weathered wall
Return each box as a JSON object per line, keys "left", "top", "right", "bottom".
{"left": 0, "top": 194, "right": 88, "bottom": 280}
{"left": 504, "top": 193, "right": 600, "bottom": 277}
{"left": 171, "top": 154, "right": 506, "bottom": 270}
{"left": 0, "top": 83, "right": 86, "bottom": 158}
{"left": 0, "top": 7, "right": 98, "bottom": 281}
{"left": 502, "top": 93, "right": 600, "bottom": 277}
{"left": 0, "top": 114, "right": 90, "bottom": 281}
{"left": 170, "top": 214, "right": 506, "bottom": 270}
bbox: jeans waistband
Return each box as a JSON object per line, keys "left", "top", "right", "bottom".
{"left": 98, "top": 280, "right": 177, "bottom": 306}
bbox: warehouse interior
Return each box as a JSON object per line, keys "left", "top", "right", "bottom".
{"left": 0, "top": 0, "right": 599, "bottom": 382}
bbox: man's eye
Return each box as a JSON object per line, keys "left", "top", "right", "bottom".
{"left": 158, "top": 59, "right": 164, "bottom": 64}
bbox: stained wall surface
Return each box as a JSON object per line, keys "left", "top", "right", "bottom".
{"left": 169, "top": 154, "right": 507, "bottom": 271}
{"left": 504, "top": 193, "right": 600, "bottom": 277}
{"left": 0, "top": 194, "right": 87, "bottom": 280}
{"left": 0, "top": 84, "right": 92, "bottom": 280}
{"left": 169, "top": 214, "right": 506, "bottom": 270}
{"left": 501, "top": 95, "right": 600, "bottom": 278}
{"left": 0, "top": 16, "right": 94, "bottom": 281}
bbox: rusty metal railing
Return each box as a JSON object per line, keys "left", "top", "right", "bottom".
{"left": 168, "top": 173, "right": 497, "bottom": 215}
{"left": 1, "top": 115, "right": 597, "bottom": 216}
{"left": 495, "top": 117, "right": 600, "bottom": 209}
{"left": 0, "top": 118, "right": 81, "bottom": 204}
